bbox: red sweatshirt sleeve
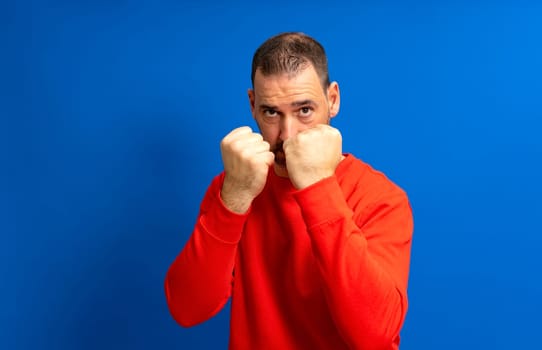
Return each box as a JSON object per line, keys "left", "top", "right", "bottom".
{"left": 164, "top": 174, "right": 247, "bottom": 327}
{"left": 293, "top": 175, "right": 413, "bottom": 349}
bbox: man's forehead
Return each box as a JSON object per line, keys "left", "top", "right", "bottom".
{"left": 253, "top": 67, "right": 325, "bottom": 101}
{"left": 253, "top": 85, "right": 322, "bottom": 105}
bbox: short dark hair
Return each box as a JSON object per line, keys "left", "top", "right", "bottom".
{"left": 251, "top": 32, "right": 330, "bottom": 90}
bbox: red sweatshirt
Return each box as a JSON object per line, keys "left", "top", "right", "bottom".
{"left": 165, "top": 154, "right": 413, "bottom": 350}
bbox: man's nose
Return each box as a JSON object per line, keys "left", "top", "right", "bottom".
{"left": 279, "top": 116, "right": 297, "bottom": 141}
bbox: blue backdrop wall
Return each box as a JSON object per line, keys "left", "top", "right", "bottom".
{"left": 5, "top": 1, "right": 542, "bottom": 349}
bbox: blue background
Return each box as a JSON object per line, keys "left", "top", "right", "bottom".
{"left": 5, "top": 0, "right": 542, "bottom": 349}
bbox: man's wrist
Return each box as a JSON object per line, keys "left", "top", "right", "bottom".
{"left": 291, "top": 170, "right": 334, "bottom": 190}
{"left": 220, "top": 187, "right": 253, "bottom": 214}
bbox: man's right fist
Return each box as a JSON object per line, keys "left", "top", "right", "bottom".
{"left": 220, "top": 126, "right": 274, "bottom": 214}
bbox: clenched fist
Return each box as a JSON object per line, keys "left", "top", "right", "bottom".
{"left": 220, "top": 126, "right": 275, "bottom": 213}
{"left": 283, "top": 124, "right": 343, "bottom": 190}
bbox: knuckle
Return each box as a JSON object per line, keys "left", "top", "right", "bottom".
{"left": 228, "top": 138, "right": 239, "bottom": 150}
{"left": 239, "top": 147, "right": 251, "bottom": 159}
{"left": 220, "top": 139, "right": 231, "bottom": 152}
{"left": 231, "top": 140, "right": 247, "bottom": 155}
{"left": 238, "top": 126, "right": 252, "bottom": 133}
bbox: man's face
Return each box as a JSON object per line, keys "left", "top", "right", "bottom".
{"left": 248, "top": 64, "right": 340, "bottom": 177}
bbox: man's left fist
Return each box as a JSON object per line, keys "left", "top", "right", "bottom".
{"left": 283, "top": 124, "right": 343, "bottom": 189}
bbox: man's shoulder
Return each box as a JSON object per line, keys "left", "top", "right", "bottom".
{"left": 337, "top": 153, "right": 408, "bottom": 204}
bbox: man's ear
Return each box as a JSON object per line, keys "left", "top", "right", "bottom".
{"left": 327, "top": 82, "right": 340, "bottom": 118}
{"left": 248, "top": 89, "right": 255, "bottom": 115}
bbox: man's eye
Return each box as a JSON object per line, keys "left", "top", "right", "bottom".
{"left": 299, "top": 107, "right": 313, "bottom": 117}
{"left": 264, "top": 109, "right": 278, "bottom": 117}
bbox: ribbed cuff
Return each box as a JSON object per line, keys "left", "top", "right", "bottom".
{"left": 200, "top": 190, "right": 249, "bottom": 243}
{"left": 293, "top": 175, "right": 352, "bottom": 229}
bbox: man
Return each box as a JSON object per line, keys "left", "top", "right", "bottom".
{"left": 165, "top": 32, "right": 413, "bottom": 350}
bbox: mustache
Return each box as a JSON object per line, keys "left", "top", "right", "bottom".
{"left": 271, "top": 141, "right": 286, "bottom": 166}
{"left": 271, "top": 141, "right": 284, "bottom": 155}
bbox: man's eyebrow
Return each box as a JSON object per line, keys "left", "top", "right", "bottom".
{"left": 291, "top": 99, "right": 317, "bottom": 107}
{"left": 258, "top": 100, "right": 317, "bottom": 110}
{"left": 258, "top": 104, "right": 277, "bottom": 110}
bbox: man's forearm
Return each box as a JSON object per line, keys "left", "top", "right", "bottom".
{"left": 294, "top": 176, "right": 413, "bottom": 348}
{"left": 165, "top": 175, "right": 247, "bottom": 327}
